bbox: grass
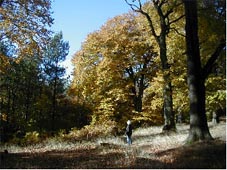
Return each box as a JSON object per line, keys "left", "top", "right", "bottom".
{"left": 0, "top": 121, "right": 226, "bottom": 168}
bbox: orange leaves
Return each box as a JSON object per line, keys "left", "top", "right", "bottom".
{"left": 0, "top": 0, "right": 53, "bottom": 56}
{"left": 70, "top": 12, "right": 162, "bottom": 126}
{"left": 0, "top": 112, "right": 8, "bottom": 122}
{"left": 0, "top": 54, "right": 10, "bottom": 73}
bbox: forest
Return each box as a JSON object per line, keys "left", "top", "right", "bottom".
{"left": 0, "top": 0, "right": 226, "bottom": 168}
{"left": 0, "top": 0, "right": 226, "bottom": 157}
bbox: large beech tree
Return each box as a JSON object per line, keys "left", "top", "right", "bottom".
{"left": 183, "top": 0, "right": 225, "bottom": 142}
{"left": 70, "top": 13, "right": 160, "bottom": 126}
{"left": 125, "top": 0, "right": 184, "bottom": 130}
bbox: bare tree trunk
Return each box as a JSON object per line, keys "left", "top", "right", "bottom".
{"left": 183, "top": 0, "right": 212, "bottom": 142}
{"left": 163, "top": 72, "right": 174, "bottom": 129}
{"left": 159, "top": 34, "right": 175, "bottom": 131}
{"left": 51, "top": 77, "right": 57, "bottom": 131}
{"left": 124, "top": 0, "right": 185, "bottom": 131}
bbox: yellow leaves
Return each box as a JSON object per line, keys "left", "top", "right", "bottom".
{"left": 206, "top": 76, "right": 226, "bottom": 92}
{"left": 0, "top": 0, "right": 53, "bottom": 56}
{"left": 71, "top": 11, "right": 162, "bottom": 126}
{"left": 205, "top": 76, "right": 226, "bottom": 111}
{"left": 70, "top": 2, "right": 225, "bottom": 128}
{"left": 19, "top": 41, "right": 40, "bottom": 57}
{"left": 143, "top": 71, "right": 163, "bottom": 117}
{"left": 0, "top": 113, "right": 8, "bottom": 122}
{"left": 0, "top": 54, "right": 10, "bottom": 74}
{"left": 206, "top": 89, "right": 226, "bottom": 113}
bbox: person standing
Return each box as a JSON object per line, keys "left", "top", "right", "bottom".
{"left": 126, "top": 120, "right": 132, "bottom": 145}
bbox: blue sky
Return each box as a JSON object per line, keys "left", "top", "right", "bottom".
{"left": 52, "top": 0, "right": 131, "bottom": 77}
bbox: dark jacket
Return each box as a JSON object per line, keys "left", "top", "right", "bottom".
{"left": 126, "top": 124, "right": 132, "bottom": 136}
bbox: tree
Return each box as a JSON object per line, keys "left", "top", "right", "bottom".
{"left": 183, "top": 0, "right": 225, "bottom": 142}
{"left": 97, "top": 13, "right": 158, "bottom": 113}
{"left": 0, "top": 0, "right": 53, "bottom": 55}
{"left": 42, "top": 32, "right": 69, "bottom": 131}
{"left": 125, "top": 0, "right": 184, "bottom": 130}
{"left": 0, "top": 41, "right": 43, "bottom": 140}
{"left": 70, "top": 13, "right": 160, "bottom": 127}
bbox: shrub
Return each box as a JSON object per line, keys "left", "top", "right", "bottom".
{"left": 66, "top": 120, "right": 117, "bottom": 141}
{"left": 8, "top": 131, "right": 40, "bottom": 146}
{"left": 23, "top": 131, "right": 40, "bottom": 145}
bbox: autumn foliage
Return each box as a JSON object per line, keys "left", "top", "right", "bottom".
{"left": 0, "top": 0, "right": 225, "bottom": 143}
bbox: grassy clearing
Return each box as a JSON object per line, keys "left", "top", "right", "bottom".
{"left": 0, "top": 121, "right": 226, "bottom": 168}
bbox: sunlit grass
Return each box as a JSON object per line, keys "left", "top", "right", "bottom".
{"left": 1, "top": 121, "right": 225, "bottom": 168}
{"left": 2, "top": 122, "right": 225, "bottom": 154}
{"left": 2, "top": 137, "right": 95, "bottom": 153}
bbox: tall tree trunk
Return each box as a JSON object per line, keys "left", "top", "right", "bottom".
{"left": 124, "top": 0, "right": 176, "bottom": 131}
{"left": 51, "top": 83, "right": 57, "bottom": 131}
{"left": 159, "top": 35, "right": 175, "bottom": 131}
{"left": 183, "top": 0, "right": 212, "bottom": 142}
{"left": 6, "top": 86, "right": 11, "bottom": 124}
{"left": 126, "top": 66, "right": 144, "bottom": 112}
{"left": 163, "top": 72, "right": 174, "bottom": 129}
{"left": 25, "top": 79, "right": 32, "bottom": 123}
{"left": 131, "top": 81, "right": 143, "bottom": 112}
{"left": 51, "top": 76, "right": 57, "bottom": 131}
{"left": 133, "top": 96, "right": 143, "bottom": 112}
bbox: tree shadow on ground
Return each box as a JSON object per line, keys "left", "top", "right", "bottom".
{"left": 154, "top": 139, "right": 226, "bottom": 169}
{"left": 127, "top": 139, "right": 226, "bottom": 169}
{"left": 0, "top": 139, "right": 225, "bottom": 169}
{"left": 0, "top": 147, "right": 120, "bottom": 169}
{"left": 0, "top": 145, "right": 167, "bottom": 169}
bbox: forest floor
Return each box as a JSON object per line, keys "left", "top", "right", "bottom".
{"left": 0, "top": 121, "right": 226, "bottom": 169}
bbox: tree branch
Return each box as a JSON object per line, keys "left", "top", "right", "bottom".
{"left": 169, "top": 14, "right": 185, "bottom": 25}
{"left": 202, "top": 39, "right": 226, "bottom": 80}
{"left": 124, "top": 0, "right": 159, "bottom": 41}
{"left": 170, "top": 27, "right": 185, "bottom": 37}
{"left": 124, "top": 0, "right": 140, "bottom": 11}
